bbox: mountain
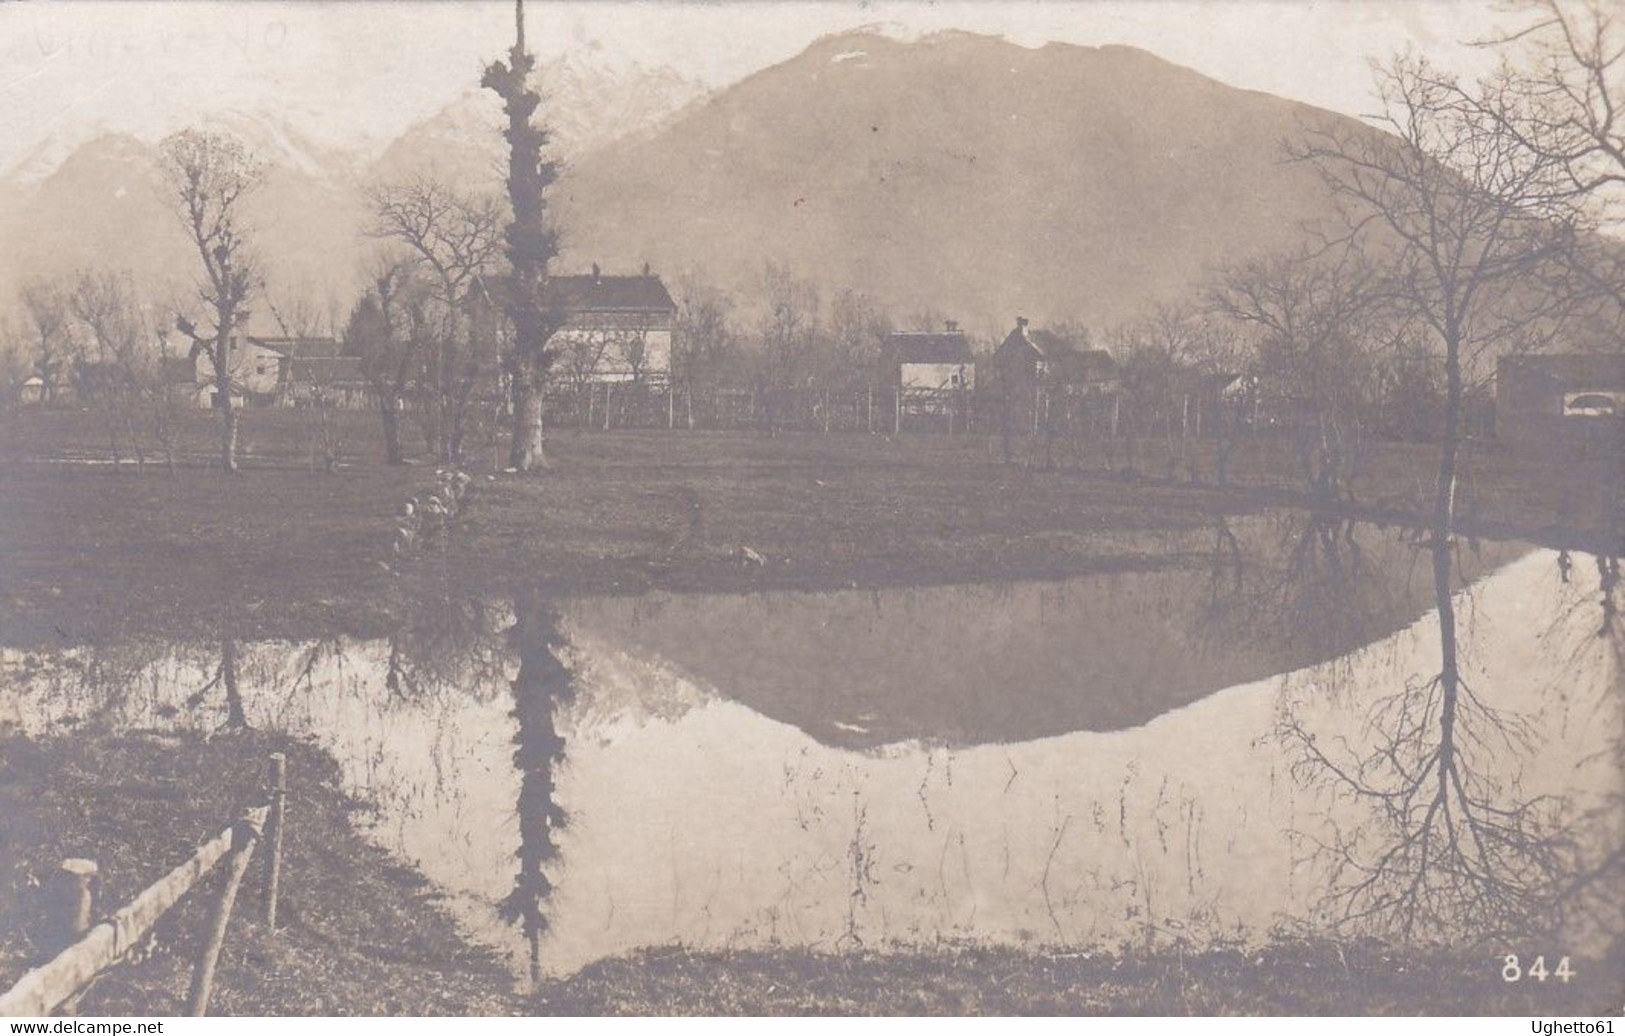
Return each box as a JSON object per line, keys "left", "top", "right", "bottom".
{"left": 550, "top": 31, "right": 1357, "bottom": 332}
{"left": 363, "top": 49, "right": 707, "bottom": 190}
{"left": 0, "top": 131, "right": 371, "bottom": 337}
{"left": 0, "top": 52, "right": 705, "bottom": 332}
{"left": 1, "top": 31, "right": 1376, "bottom": 339}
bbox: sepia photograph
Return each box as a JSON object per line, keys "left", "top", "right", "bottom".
{"left": 0, "top": 0, "right": 1621, "bottom": 1020}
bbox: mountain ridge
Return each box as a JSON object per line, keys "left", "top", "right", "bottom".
{"left": 2, "top": 31, "right": 1368, "bottom": 337}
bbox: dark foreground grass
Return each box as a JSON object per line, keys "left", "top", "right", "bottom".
{"left": 2, "top": 409, "right": 1619, "bottom": 645}
{"left": 4, "top": 731, "right": 1619, "bottom": 1016}
{"left": 536, "top": 943, "right": 1624, "bottom": 1016}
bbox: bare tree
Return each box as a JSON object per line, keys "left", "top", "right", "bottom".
{"left": 1282, "top": 56, "right": 1587, "bottom": 941}
{"left": 1470, "top": 1, "right": 1625, "bottom": 314}
{"left": 20, "top": 279, "right": 71, "bottom": 405}
{"left": 1210, "top": 249, "right": 1386, "bottom": 497}
{"left": 1485, "top": 1, "right": 1625, "bottom": 207}
{"left": 757, "top": 261, "right": 822, "bottom": 433}
{"left": 160, "top": 129, "right": 263, "bottom": 472}
{"left": 66, "top": 268, "right": 159, "bottom": 471}
{"left": 370, "top": 179, "right": 506, "bottom": 463}
{"left": 671, "top": 275, "right": 736, "bottom": 398}
{"left": 347, "top": 253, "right": 426, "bottom": 465}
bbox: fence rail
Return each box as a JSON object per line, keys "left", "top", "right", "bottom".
{"left": 0, "top": 754, "right": 287, "bottom": 1018}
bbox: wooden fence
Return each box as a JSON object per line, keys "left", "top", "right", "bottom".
{"left": 0, "top": 754, "right": 288, "bottom": 1018}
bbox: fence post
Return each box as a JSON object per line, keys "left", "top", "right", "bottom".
{"left": 894, "top": 387, "right": 902, "bottom": 436}
{"left": 188, "top": 814, "right": 263, "bottom": 1017}
{"left": 54, "top": 859, "right": 98, "bottom": 950}
{"left": 263, "top": 753, "right": 287, "bottom": 930}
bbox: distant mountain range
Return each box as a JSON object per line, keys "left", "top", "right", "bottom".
{"left": 0, "top": 30, "right": 1364, "bottom": 339}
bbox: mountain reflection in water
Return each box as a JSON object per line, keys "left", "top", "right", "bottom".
{"left": 0, "top": 516, "right": 1617, "bottom": 979}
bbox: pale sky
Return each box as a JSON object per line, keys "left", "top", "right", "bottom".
{"left": 0, "top": 0, "right": 1529, "bottom": 174}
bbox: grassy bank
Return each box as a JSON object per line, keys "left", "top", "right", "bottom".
{"left": 0, "top": 731, "right": 519, "bottom": 1015}
{"left": 534, "top": 943, "right": 1623, "bottom": 1016}
{"left": 0, "top": 408, "right": 1619, "bottom": 644}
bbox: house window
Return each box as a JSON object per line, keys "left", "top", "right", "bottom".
{"left": 949, "top": 372, "right": 962, "bottom": 386}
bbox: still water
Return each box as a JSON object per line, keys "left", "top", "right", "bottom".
{"left": 2, "top": 515, "right": 1619, "bottom": 978}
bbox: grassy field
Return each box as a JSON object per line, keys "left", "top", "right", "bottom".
{"left": 2, "top": 731, "right": 1618, "bottom": 1017}
{"left": 0, "top": 406, "right": 1619, "bottom": 644}
{"left": 1, "top": 409, "right": 1621, "bottom": 1015}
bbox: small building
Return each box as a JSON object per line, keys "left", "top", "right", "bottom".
{"left": 881, "top": 324, "right": 975, "bottom": 391}
{"left": 1497, "top": 353, "right": 1625, "bottom": 444}
{"left": 283, "top": 356, "right": 370, "bottom": 409}
{"left": 17, "top": 376, "right": 45, "bottom": 405}
{"left": 542, "top": 264, "right": 677, "bottom": 384}
{"left": 191, "top": 336, "right": 288, "bottom": 408}
{"left": 995, "top": 317, "right": 1117, "bottom": 393}
{"left": 250, "top": 336, "right": 341, "bottom": 361}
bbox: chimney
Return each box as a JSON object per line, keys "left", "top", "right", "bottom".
{"left": 1016, "top": 316, "right": 1029, "bottom": 329}
{"left": 592, "top": 262, "right": 601, "bottom": 285}
{"left": 945, "top": 320, "right": 959, "bottom": 333}
{"left": 642, "top": 261, "right": 651, "bottom": 277}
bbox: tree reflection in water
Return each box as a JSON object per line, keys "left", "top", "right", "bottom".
{"left": 1277, "top": 517, "right": 1612, "bottom": 942}
{"left": 1200, "top": 512, "right": 1414, "bottom": 677}
{"left": 500, "top": 594, "right": 574, "bottom": 987}
{"left": 184, "top": 636, "right": 247, "bottom": 730}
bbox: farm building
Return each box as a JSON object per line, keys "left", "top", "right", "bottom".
{"left": 1496, "top": 353, "right": 1625, "bottom": 444}
{"left": 283, "top": 356, "right": 370, "bottom": 409}
{"left": 542, "top": 265, "right": 676, "bottom": 384}
{"left": 881, "top": 324, "right": 975, "bottom": 391}
{"left": 16, "top": 377, "right": 46, "bottom": 405}
{"left": 189, "top": 336, "right": 288, "bottom": 408}
{"left": 995, "top": 317, "right": 1117, "bottom": 393}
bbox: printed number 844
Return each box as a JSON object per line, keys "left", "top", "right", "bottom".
{"left": 1503, "top": 955, "right": 1574, "bottom": 982}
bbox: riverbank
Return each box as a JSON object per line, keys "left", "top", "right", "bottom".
{"left": 3, "top": 715, "right": 1621, "bottom": 1016}
{"left": 4, "top": 732, "right": 1618, "bottom": 1016}
{"left": 1, "top": 411, "right": 1618, "bottom": 646}
{"left": 0, "top": 731, "right": 520, "bottom": 1015}
{"left": 533, "top": 942, "right": 1623, "bottom": 1015}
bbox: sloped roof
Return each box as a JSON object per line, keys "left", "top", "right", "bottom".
{"left": 1000, "top": 324, "right": 1090, "bottom": 360}
{"left": 540, "top": 274, "right": 676, "bottom": 314}
{"left": 1027, "top": 329, "right": 1078, "bottom": 358}
{"left": 885, "top": 331, "right": 973, "bottom": 365}
{"left": 1501, "top": 352, "right": 1625, "bottom": 389}
{"left": 1000, "top": 323, "right": 1118, "bottom": 384}
{"left": 288, "top": 356, "right": 366, "bottom": 385}
{"left": 159, "top": 357, "right": 197, "bottom": 385}
{"left": 249, "top": 336, "right": 342, "bottom": 358}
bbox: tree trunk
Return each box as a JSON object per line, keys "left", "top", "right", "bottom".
{"left": 221, "top": 638, "right": 247, "bottom": 729}
{"left": 1429, "top": 337, "right": 1465, "bottom": 800}
{"left": 509, "top": 371, "right": 546, "bottom": 470}
{"left": 380, "top": 397, "right": 404, "bottom": 465}
{"left": 214, "top": 346, "right": 238, "bottom": 473}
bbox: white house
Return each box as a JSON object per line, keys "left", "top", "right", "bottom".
{"left": 882, "top": 325, "right": 976, "bottom": 392}
{"left": 190, "top": 336, "right": 288, "bottom": 408}
{"left": 543, "top": 265, "right": 677, "bottom": 384}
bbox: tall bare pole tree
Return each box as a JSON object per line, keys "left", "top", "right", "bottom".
{"left": 484, "top": 0, "right": 564, "bottom": 471}
{"left": 161, "top": 129, "right": 263, "bottom": 473}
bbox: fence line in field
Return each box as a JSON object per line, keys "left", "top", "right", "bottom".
{"left": 0, "top": 754, "right": 288, "bottom": 1018}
